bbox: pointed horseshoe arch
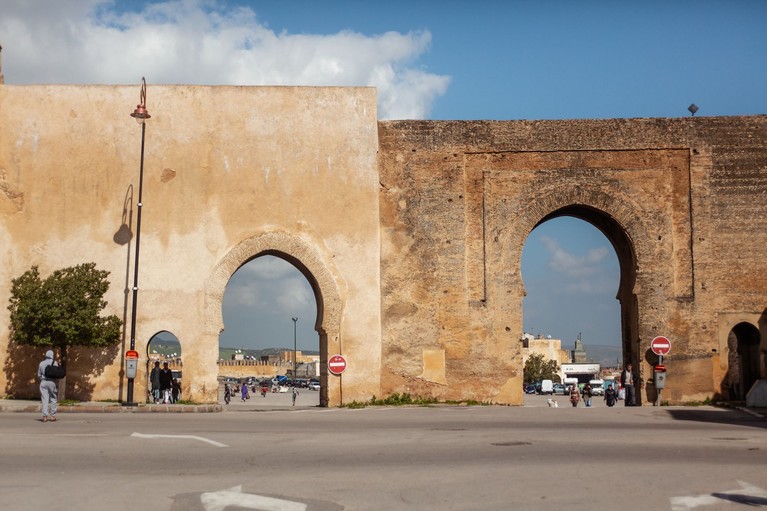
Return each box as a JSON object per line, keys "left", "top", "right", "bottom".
{"left": 499, "top": 187, "right": 659, "bottom": 402}
{"left": 204, "top": 231, "right": 344, "bottom": 406}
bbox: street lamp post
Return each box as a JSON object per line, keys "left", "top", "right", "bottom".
{"left": 125, "top": 77, "right": 151, "bottom": 406}
{"left": 292, "top": 317, "right": 298, "bottom": 379}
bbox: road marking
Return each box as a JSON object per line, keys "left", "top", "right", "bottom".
{"left": 671, "top": 481, "right": 767, "bottom": 510}
{"left": 200, "top": 485, "right": 306, "bottom": 511}
{"left": 131, "top": 432, "right": 228, "bottom": 448}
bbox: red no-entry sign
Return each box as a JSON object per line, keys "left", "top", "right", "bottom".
{"left": 328, "top": 354, "right": 347, "bottom": 375}
{"left": 651, "top": 336, "right": 672, "bottom": 356}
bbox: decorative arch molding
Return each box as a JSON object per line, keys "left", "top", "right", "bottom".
{"left": 203, "top": 230, "right": 343, "bottom": 342}
{"left": 496, "top": 186, "right": 654, "bottom": 295}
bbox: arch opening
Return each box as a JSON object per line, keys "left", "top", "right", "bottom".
{"left": 520, "top": 205, "right": 639, "bottom": 402}
{"left": 727, "top": 322, "right": 760, "bottom": 400}
{"left": 218, "top": 252, "right": 325, "bottom": 407}
{"left": 145, "top": 331, "right": 182, "bottom": 404}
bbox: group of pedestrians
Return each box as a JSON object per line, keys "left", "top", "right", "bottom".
{"left": 222, "top": 381, "right": 300, "bottom": 405}
{"left": 149, "top": 361, "right": 181, "bottom": 404}
{"left": 567, "top": 363, "right": 638, "bottom": 407}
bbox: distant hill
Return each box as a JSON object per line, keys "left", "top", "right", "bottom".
{"left": 571, "top": 344, "right": 623, "bottom": 369}
{"left": 219, "top": 347, "right": 320, "bottom": 359}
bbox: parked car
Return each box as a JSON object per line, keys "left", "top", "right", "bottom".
{"left": 552, "top": 383, "right": 565, "bottom": 394}
{"left": 309, "top": 381, "right": 320, "bottom": 391}
{"left": 524, "top": 384, "right": 537, "bottom": 394}
{"left": 539, "top": 379, "right": 554, "bottom": 395}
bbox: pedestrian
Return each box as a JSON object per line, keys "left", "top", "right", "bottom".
{"left": 621, "top": 363, "right": 637, "bottom": 406}
{"left": 171, "top": 378, "right": 181, "bottom": 404}
{"left": 292, "top": 386, "right": 299, "bottom": 406}
{"left": 224, "top": 383, "right": 231, "bottom": 405}
{"left": 37, "top": 349, "right": 59, "bottom": 422}
{"left": 149, "top": 361, "right": 161, "bottom": 404}
{"left": 241, "top": 382, "right": 249, "bottom": 401}
{"left": 582, "top": 382, "right": 593, "bottom": 407}
{"left": 604, "top": 384, "right": 617, "bottom": 407}
{"left": 569, "top": 384, "right": 580, "bottom": 407}
{"left": 159, "top": 362, "right": 173, "bottom": 404}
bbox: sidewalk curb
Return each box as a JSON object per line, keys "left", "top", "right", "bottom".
{"left": 0, "top": 401, "right": 222, "bottom": 413}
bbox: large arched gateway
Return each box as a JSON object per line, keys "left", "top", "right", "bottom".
{"left": 1, "top": 85, "right": 766, "bottom": 405}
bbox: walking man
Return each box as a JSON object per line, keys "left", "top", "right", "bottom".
{"left": 37, "top": 350, "right": 59, "bottom": 422}
{"left": 150, "top": 361, "right": 161, "bottom": 403}
{"left": 292, "top": 387, "right": 299, "bottom": 406}
{"left": 621, "top": 363, "right": 637, "bottom": 406}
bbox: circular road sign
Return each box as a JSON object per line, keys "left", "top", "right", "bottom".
{"left": 328, "top": 354, "right": 347, "bottom": 375}
{"left": 650, "top": 336, "right": 672, "bottom": 356}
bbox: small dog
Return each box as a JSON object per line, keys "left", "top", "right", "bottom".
{"left": 547, "top": 398, "right": 559, "bottom": 408}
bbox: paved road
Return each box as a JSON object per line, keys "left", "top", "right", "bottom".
{"left": 1, "top": 400, "right": 765, "bottom": 511}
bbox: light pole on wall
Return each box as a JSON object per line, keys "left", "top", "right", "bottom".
{"left": 292, "top": 317, "right": 298, "bottom": 378}
{"left": 125, "top": 77, "right": 151, "bottom": 406}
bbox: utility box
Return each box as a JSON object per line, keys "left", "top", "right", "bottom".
{"left": 654, "top": 364, "right": 667, "bottom": 390}
{"left": 126, "top": 350, "right": 139, "bottom": 379}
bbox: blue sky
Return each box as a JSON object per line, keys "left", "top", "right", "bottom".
{"left": 3, "top": 0, "right": 765, "bottom": 352}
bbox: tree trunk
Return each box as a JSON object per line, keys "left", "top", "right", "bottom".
{"left": 57, "top": 345, "right": 68, "bottom": 402}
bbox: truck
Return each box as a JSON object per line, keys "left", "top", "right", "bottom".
{"left": 539, "top": 379, "right": 554, "bottom": 395}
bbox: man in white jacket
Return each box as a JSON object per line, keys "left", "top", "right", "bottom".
{"left": 37, "top": 350, "right": 58, "bottom": 422}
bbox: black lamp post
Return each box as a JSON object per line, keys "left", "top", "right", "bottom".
{"left": 292, "top": 317, "right": 298, "bottom": 379}
{"left": 125, "top": 77, "right": 151, "bottom": 406}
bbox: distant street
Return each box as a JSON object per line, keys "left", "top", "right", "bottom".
{"left": 0, "top": 400, "right": 765, "bottom": 510}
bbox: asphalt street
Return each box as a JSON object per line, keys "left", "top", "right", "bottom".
{"left": 0, "top": 394, "right": 765, "bottom": 511}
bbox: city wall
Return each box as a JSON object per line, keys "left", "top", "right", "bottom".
{"left": 1, "top": 83, "right": 766, "bottom": 406}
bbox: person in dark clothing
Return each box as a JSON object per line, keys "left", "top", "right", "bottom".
{"left": 149, "top": 361, "right": 161, "bottom": 403}
{"left": 171, "top": 378, "right": 181, "bottom": 404}
{"left": 605, "top": 384, "right": 617, "bottom": 407}
{"left": 620, "top": 363, "right": 637, "bottom": 406}
{"left": 159, "top": 362, "right": 173, "bottom": 404}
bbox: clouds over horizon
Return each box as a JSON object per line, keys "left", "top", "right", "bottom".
{"left": 0, "top": 0, "right": 450, "bottom": 119}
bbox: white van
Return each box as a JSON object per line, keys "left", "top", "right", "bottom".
{"left": 540, "top": 379, "right": 554, "bottom": 395}
{"left": 589, "top": 379, "right": 605, "bottom": 396}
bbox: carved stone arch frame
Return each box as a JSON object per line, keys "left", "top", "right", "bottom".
{"left": 490, "top": 185, "right": 660, "bottom": 398}
{"left": 204, "top": 230, "right": 344, "bottom": 407}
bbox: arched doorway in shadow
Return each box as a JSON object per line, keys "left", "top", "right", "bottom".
{"left": 520, "top": 206, "right": 638, "bottom": 403}
{"left": 219, "top": 253, "right": 321, "bottom": 407}
{"left": 727, "top": 322, "right": 760, "bottom": 400}
{"left": 145, "top": 331, "right": 182, "bottom": 404}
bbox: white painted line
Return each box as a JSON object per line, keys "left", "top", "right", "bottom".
{"left": 131, "top": 432, "right": 228, "bottom": 448}
{"left": 201, "top": 485, "right": 306, "bottom": 511}
{"left": 671, "top": 480, "right": 767, "bottom": 510}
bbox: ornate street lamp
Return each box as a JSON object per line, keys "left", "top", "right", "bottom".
{"left": 292, "top": 317, "right": 298, "bottom": 379}
{"left": 125, "top": 78, "right": 151, "bottom": 406}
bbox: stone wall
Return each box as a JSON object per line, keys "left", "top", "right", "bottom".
{"left": 378, "top": 117, "right": 767, "bottom": 405}
{"left": 0, "top": 84, "right": 381, "bottom": 406}
{"left": 1, "top": 81, "right": 765, "bottom": 406}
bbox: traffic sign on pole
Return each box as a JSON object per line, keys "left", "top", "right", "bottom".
{"left": 650, "top": 336, "right": 671, "bottom": 356}
{"left": 328, "top": 354, "right": 347, "bottom": 375}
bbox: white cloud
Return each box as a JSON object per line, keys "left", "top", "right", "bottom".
{"left": 540, "top": 235, "right": 609, "bottom": 278}
{"left": 0, "top": 0, "right": 450, "bottom": 119}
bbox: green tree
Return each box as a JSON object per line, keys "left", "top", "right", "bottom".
{"left": 523, "top": 353, "right": 560, "bottom": 383}
{"left": 8, "top": 263, "right": 122, "bottom": 399}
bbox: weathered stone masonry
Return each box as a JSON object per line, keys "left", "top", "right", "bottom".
{"left": 1, "top": 83, "right": 766, "bottom": 406}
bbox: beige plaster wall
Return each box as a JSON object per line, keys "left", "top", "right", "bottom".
{"left": 0, "top": 85, "right": 381, "bottom": 405}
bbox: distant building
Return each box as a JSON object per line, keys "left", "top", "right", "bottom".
{"left": 571, "top": 333, "right": 587, "bottom": 363}
{"left": 521, "top": 333, "right": 571, "bottom": 382}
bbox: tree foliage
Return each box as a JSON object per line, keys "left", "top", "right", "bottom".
{"left": 523, "top": 353, "right": 560, "bottom": 383}
{"left": 8, "top": 262, "right": 122, "bottom": 358}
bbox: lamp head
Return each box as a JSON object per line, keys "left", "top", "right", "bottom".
{"left": 130, "top": 77, "right": 151, "bottom": 123}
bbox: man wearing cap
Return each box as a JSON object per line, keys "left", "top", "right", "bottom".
{"left": 37, "top": 350, "right": 59, "bottom": 422}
